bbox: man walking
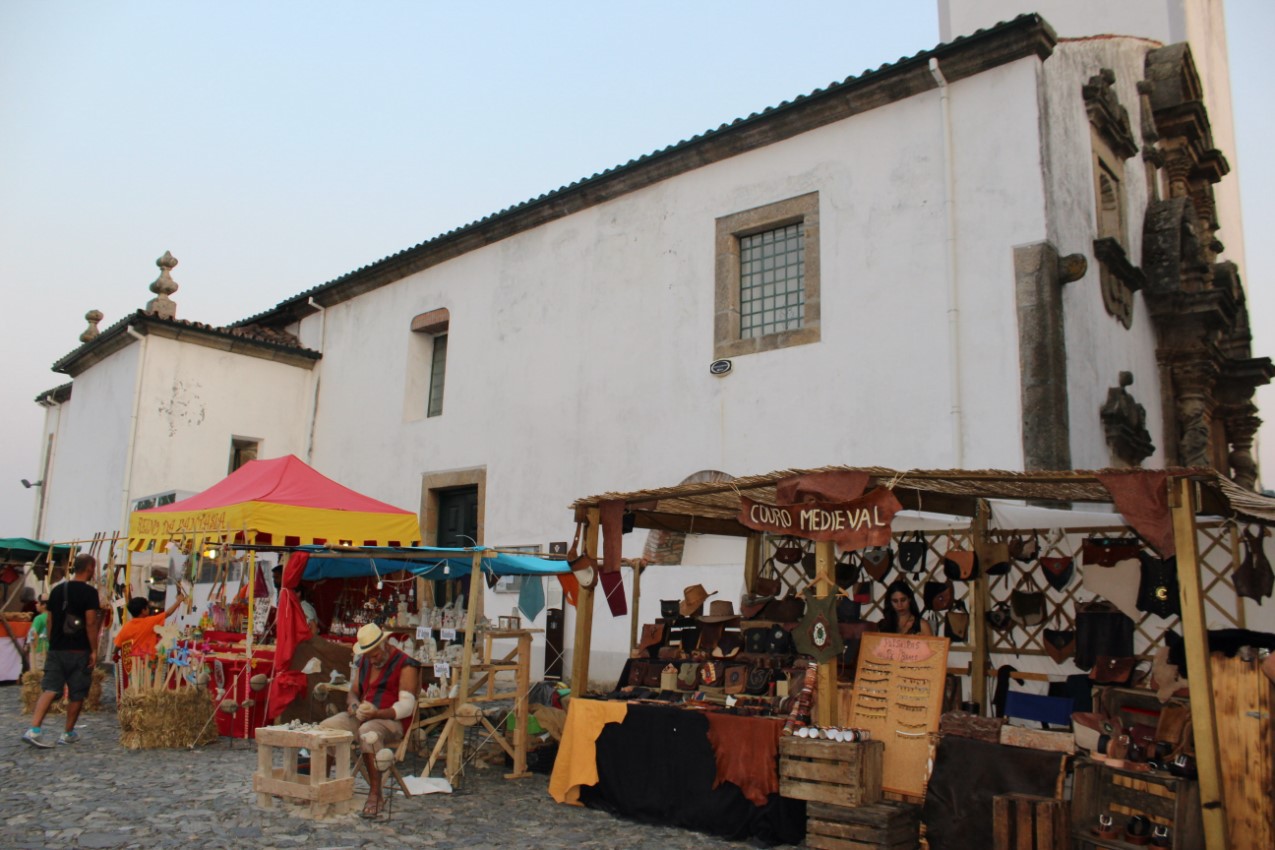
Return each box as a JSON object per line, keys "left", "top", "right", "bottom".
{"left": 23, "top": 554, "right": 100, "bottom": 747}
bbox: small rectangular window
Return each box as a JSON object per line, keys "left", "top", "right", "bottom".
{"left": 427, "top": 334, "right": 448, "bottom": 417}
{"left": 229, "top": 438, "right": 259, "bottom": 473}
{"left": 739, "top": 222, "right": 805, "bottom": 338}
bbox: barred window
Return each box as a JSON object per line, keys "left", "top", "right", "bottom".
{"left": 714, "top": 192, "right": 820, "bottom": 359}
{"left": 739, "top": 222, "right": 805, "bottom": 338}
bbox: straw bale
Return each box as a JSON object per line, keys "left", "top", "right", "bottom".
{"left": 118, "top": 686, "right": 219, "bottom": 749}
{"left": 20, "top": 668, "right": 107, "bottom": 714}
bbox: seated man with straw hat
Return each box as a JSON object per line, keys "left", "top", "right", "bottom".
{"left": 319, "top": 622, "right": 420, "bottom": 819}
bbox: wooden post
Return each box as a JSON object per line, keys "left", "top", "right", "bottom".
{"left": 628, "top": 562, "right": 641, "bottom": 653}
{"left": 744, "top": 534, "right": 761, "bottom": 590}
{"left": 446, "top": 548, "right": 485, "bottom": 785}
{"left": 971, "top": 500, "right": 991, "bottom": 712}
{"left": 504, "top": 631, "right": 533, "bottom": 779}
{"left": 815, "top": 540, "right": 837, "bottom": 727}
{"left": 568, "top": 509, "right": 600, "bottom": 695}
{"left": 1169, "top": 477, "right": 1228, "bottom": 850}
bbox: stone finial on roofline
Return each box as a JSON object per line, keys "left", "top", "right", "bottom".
{"left": 80, "top": 309, "right": 104, "bottom": 343}
{"left": 145, "top": 251, "right": 180, "bottom": 319}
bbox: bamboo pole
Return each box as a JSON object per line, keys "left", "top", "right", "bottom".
{"left": 1170, "top": 477, "right": 1228, "bottom": 850}
{"left": 815, "top": 540, "right": 837, "bottom": 726}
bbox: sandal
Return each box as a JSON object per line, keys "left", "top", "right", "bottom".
{"left": 360, "top": 796, "right": 385, "bottom": 820}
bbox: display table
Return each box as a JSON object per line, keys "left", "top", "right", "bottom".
{"left": 253, "top": 725, "right": 355, "bottom": 820}
{"left": 549, "top": 699, "right": 805, "bottom": 844}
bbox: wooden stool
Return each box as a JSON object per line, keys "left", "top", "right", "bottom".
{"left": 253, "top": 725, "right": 355, "bottom": 819}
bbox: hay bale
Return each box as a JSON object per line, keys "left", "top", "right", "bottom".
{"left": 20, "top": 668, "right": 107, "bottom": 715}
{"left": 118, "top": 686, "right": 219, "bottom": 749}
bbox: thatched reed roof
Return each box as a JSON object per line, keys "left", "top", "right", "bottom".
{"left": 570, "top": 466, "right": 1275, "bottom": 536}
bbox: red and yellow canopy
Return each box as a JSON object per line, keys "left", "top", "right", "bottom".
{"left": 127, "top": 455, "right": 421, "bottom": 551}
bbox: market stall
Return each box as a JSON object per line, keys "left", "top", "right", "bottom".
{"left": 557, "top": 465, "right": 1275, "bottom": 850}
{"left": 1, "top": 537, "right": 75, "bottom": 682}
{"left": 122, "top": 455, "right": 423, "bottom": 744}
{"left": 268, "top": 545, "right": 568, "bottom": 784}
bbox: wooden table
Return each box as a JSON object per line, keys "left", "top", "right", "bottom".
{"left": 253, "top": 725, "right": 355, "bottom": 819}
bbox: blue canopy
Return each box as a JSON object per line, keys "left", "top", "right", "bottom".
{"left": 298, "top": 545, "right": 567, "bottom": 581}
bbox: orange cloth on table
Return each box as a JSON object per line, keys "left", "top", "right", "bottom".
{"left": 113, "top": 611, "right": 168, "bottom": 658}
{"left": 547, "top": 698, "right": 629, "bottom": 805}
{"left": 704, "top": 712, "right": 785, "bottom": 806}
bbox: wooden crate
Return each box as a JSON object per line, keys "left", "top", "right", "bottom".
{"left": 1069, "top": 757, "right": 1201, "bottom": 850}
{"left": 779, "top": 737, "right": 883, "bottom": 807}
{"left": 992, "top": 793, "right": 1067, "bottom": 850}
{"left": 805, "top": 800, "right": 920, "bottom": 850}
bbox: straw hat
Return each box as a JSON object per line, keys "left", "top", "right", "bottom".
{"left": 353, "top": 623, "right": 390, "bottom": 656}
{"left": 679, "top": 584, "right": 716, "bottom": 617}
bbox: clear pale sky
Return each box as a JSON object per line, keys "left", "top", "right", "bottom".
{"left": 2, "top": 1, "right": 1272, "bottom": 535}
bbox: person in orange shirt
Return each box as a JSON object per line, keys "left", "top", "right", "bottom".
{"left": 113, "top": 593, "right": 186, "bottom": 659}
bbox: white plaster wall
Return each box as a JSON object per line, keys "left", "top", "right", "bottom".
{"left": 128, "top": 335, "right": 312, "bottom": 500}
{"left": 305, "top": 56, "right": 1051, "bottom": 542}
{"left": 1041, "top": 39, "right": 1168, "bottom": 470}
{"left": 39, "top": 346, "right": 140, "bottom": 544}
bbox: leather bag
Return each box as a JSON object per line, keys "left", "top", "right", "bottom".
{"left": 944, "top": 600, "right": 970, "bottom": 642}
{"left": 943, "top": 548, "right": 979, "bottom": 581}
{"left": 861, "top": 547, "right": 893, "bottom": 582}
{"left": 1074, "top": 598, "right": 1135, "bottom": 671}
{"left": 1089, "top": 655, "right": 1138, "bottom": 685}
{"left": 1039, "top": 556, "right": 1075, "bottom": 591}
{"left": 1082, "top": 536, "right": 1143, "bottom": 567}
{"left": 1234, "top": 528, "right": 1275, "bottom": 603}
{"left": 1008, "top": 532, "right": 1039, "bottom": 563}
{"left": 774, "top": 536, "right": 805, "bottom": 565}
{"left": 897, "top": 531, "right": 927, "bottom": 573}
{"left": 1010, "top": 575, "right": 1047, "bottom": 626}
{"left": 987, "top": 601, "right": 1014, "bottom": 632}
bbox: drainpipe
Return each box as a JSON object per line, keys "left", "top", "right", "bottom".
{"left": 929, "top": 57, "right": 965, "bottom": 467}
{"left": 120, "top": 326, "right": 150, "bottom": 530}
{"left": 304, "top": 298, "right": 326, "bottom": 463}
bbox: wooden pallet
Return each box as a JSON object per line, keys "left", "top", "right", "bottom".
{"left": 805, "top": 800, "right": 920, "bottom": 850}
{"left": 779, "top": 737, "right": 883, "bottom": 807}
{"left": 992, "top": 793, "right": 1067, "bottom": 850}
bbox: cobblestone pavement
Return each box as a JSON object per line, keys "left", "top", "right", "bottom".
{"left": 0, "top": 677, "right": 764, "bottom": 850}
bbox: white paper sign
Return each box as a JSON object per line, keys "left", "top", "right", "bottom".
{"left": 440, "top": 628, "right": 457, "bottom": 641}
{"left": 416, "top": 626, "right": 430, "bottom": 640}
{"left": 433, "top": 662, "right": 451, "bottom": 680}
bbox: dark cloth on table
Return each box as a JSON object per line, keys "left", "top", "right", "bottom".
{"left": 580, "top": 703, "right": 804, "bottom": 845}
{"left": 923, "top": 735, "right": 1065, "bottom": 850}
{"left": 704, "top": 712, "right": 784, "bottom": 806}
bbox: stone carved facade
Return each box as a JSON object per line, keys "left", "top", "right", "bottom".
{"left": 1100, "top": 372, "right": 1155, "bottom": 467}
{"left": 1139, "top": 45, "right": 1272, "bottom": 486}
{"left": 1085, "top": 69, "right": 1142, "bottom": 329}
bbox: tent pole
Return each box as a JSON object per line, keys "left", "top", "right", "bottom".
{"left": 1170, "top": 477, "right": 1228, "bottom": 850}
{"left": 628, "top": 562, "right": 641, "bottom": 653}
{"left": 246, "top": 556, "right": 256, "bottom": 657}
{"left": 568, "top": 509, "right": 600, "bottom": 696}
{"left": 815, "top": 540, "right": 837, "bottom": 726}
{"left": 447, "top": 548, "right": 484, "bottom": 785}
{"left": 971, "top": 500, "right": 990, "bottom": 712}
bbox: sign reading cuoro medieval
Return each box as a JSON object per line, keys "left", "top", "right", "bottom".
{"left": 738, "top": 487, "right": 902, "bottom": 551}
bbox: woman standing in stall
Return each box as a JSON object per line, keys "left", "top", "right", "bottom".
{"left": 880, "top": 579, "right": 933, "bottom": 636}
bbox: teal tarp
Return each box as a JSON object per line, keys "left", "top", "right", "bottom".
{"left": 0, "top": 537, "right": 75, "bottom": 562}
{"left": 299, "top": 545, "right": 567, "bottom": 582}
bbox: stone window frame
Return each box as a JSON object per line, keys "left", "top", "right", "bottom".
{"left": 407, "top": 308, "right": 450, "bottom": 420}
{"left": 714, "top": 192, "right": 820, "bottom": 359}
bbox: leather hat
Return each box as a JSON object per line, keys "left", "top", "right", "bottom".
{"left": 699, "top": 600, "right": 741, "bottom": 624}
{"left": 679, "top": 584, "right": 716, "bottom": 617}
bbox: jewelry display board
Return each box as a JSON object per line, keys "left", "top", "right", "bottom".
{"left": 848, "top": 633, "right": 950, "bottom": 796}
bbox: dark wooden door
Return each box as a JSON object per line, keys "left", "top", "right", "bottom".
{"left": 436, "top": 486, "right": 478, "bottom": 604}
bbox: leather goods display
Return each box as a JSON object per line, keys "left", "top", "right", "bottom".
{"left": 1234, "top": 527, "right": 1274, "bottom": 603}
{"left": 897, "top": 531, "right": 928, "bottom": 573}
{"left": 1039, "top": 555, "right": 1074, "bottom": 591}
{"left": 723, "top": 664, "right": 747, "bottom": 695}
{"left": 1082, "top": 536, "right": 1143, "bottom": 567}
{"left": 679, "top": 584, "right": 714, "bottom": 617}
{"left": 774, "top": 536, "right": 805, "bottom": 565}
{"left": 861, "top": 546, "right": 893, "bottom": 582}
{"left": 1073, "top": 598, "right": 1135, "bottom": 671}
{"left": 1010, "top": 575, "right": 1046, "bottom": 626}
{"left": 765, "top": 624, "right": 794, "bottom": 655}
{"left": 1089, "top": 655, "right": 1138, "bottom": 685}
{"left": 944, "top": 600, "right": 970, "bottom": 642}
{"left": 744, "top": 666, "right": 771, "bottom": 696}
{"left": 1135, "top": 553, "right": 1180, "bottom": 619}
{"left": 744, "top": 627, "right": 769, "bottom": 654}
{"left": 987, "top": 601, "right": 1014, "bottom": 632}
{"left": 942, "top": 548, "right": 979, "bottom": 581}
{"left": 923, "top": 580, "right": 953, "bottom": 612}
{"left": 980, "top": 536, "right": 1011, "bottom": 576}
{"left": 676, "top": 662, "right": 699, "bottom": 690}
{"left": 792, "top": 594, "right": 842, "bottom": 663}
{"left": 637, "top": 623, "right": 665, "bottom": 652}
{"left": 760, "top": 595, "right": 804, "bottom": 623}
{"left": 660, "top": 599, "right": 681, "bottom": 619}
{"left": 1008, "top": 532, "right": 1039, "bottom": 563}
{"left": 1042, "top": 625, "right": 1076, "bottom": 664}
{"left": 696, "top": 660, "right": 724, "bottom": 688}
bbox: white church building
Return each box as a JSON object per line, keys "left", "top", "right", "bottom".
{"left": 25, "top": 1, "right": 1270, "bottom": 678}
